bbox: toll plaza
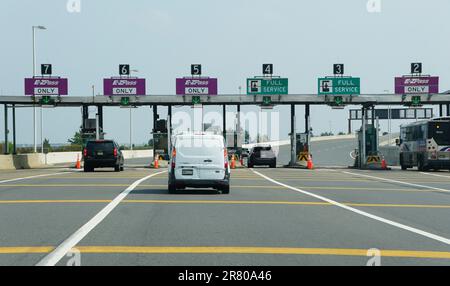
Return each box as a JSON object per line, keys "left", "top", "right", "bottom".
{"left": 2, "top": 64, "right": 450, "bottom": 169}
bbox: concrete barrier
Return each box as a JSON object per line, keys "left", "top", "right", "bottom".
{"left": 0, "top": 149, "right": 154, "bottom": 170}
{"left": 0, "top": 154, "right": 46, "bottom": 170}
{"left": 380, "top": 146, "right": 400, "bottom": 166}
{"left": 242, "top": 134, "right": 356, "bottom": 149}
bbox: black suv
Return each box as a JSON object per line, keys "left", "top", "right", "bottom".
{"left": 83, "top": 140, "right": 124, "bottom": 172}
{"left": 248, "top": 145, "right": 276, "bottom": 168}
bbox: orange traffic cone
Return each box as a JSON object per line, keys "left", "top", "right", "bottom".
{"left": 154, "top": 155, "right": 159, "bottom": 169}
{"left": 307, "top": 154, "right": 314, "bottom": 170}
{"left": 76, "top": 154, "right": 81, "bottom": 169}
{"left": 381, "top": 159, "right": 387, "bottom": 170}
{"left": 230, "top": 155, "right": 236, "bottom": 169}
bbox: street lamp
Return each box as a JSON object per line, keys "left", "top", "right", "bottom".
{"left": 32, "top": 25, "right": 46, "bottom": 153}
{"left": 129, "top": 69, "right": 139, "bottom": 150}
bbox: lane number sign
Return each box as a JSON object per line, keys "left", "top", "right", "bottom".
{"left": 263, "top": 64, "right": 273, "bottom": 75}
{"left": 41, "top": 64, "right": 52, "bottom": 75}
{"left": 411, "top": 63, "right": 422, "bottom": 74}
{"left": 333, "top": 64, "right": 344, "bottom": 75}
{"left": 191, "top": 64, "right": 202, "bottom": 76}
{"left": 119, "top": 64, "right": 130, "bottom": 76}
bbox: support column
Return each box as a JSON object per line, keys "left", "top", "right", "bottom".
{"left": 348, "top": 119, "right": 352, "bottom": 135}
{"left": 222, "top": 105, "right": 226, "bottom": 139}
{"left": 152, "top": 105, "right": 158, "bottom": 132}
{"left": 82, "top": 105, "right": 88, "bottom": 130}
{"left": 98, "top": 105, "right": 104, "bottom": 135}
{"left": 236, "top": 104, "right": 241, "bottom": 150}
{"left": 371, "top": 106, "right": 375, "bottom": 126}
{"left": 290, "top": 104, "right": 296, "bottom": 166}
{"left": 12, "top": 104, "right": 16, "bottom": 155}
{"left": 447, "top": 104, "right": 450, "bottom": 116}
{"left": 168, "top": 105, "right": 172, "bottom": 131}
{"left": 305, "top": 104, "right": 310, "bottom": 153}
{"left": 4, "top": 104, "right": 8, "bottom": 154}
{"left": 439, "top": 104, "right": 443, "bottom": 117}
{"left": 361, "top": 107, "right": 366, "bottom": 168}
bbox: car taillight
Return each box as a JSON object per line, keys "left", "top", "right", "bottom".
{"left": 83, "top": 148, "right": 87, "bottom": 157}
{"left": 114, "top": 148, "right": 118, "bottom": 157}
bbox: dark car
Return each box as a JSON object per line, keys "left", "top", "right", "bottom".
{"left": 83, "top": 140, "right": 124, "bottom": 172}
{"left": 247, "top": 145, "right": 276, "bottom": 168}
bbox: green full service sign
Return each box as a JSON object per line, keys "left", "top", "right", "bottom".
{"left": 318, "top": 77, "right": 360, "bottom": 95}
{"left": 247, "top": 78, "right": 288, "bottom": 95}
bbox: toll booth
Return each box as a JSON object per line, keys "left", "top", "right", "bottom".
{"left": 296, "top": 133, "right": 309, "bottom": 154}
{"left": 152, "top": 119, "right": 169, "bottom": 160}
{"left": 355, "top": 124, "right": 380, "bottom": 168}
{"left": 358, "top": 124, "right": 377, "bottom": 156}
{"left": 295, "top": 132, "right": 310, "bottom": 166}
{"left": 226, "top": 131, "right": 243, "bottom": 156}
{"left": 81, "top": 118, "right": 103, "bottom": 146}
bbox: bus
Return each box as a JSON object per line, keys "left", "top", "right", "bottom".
{"left": 398, "top": 117, "right": 450, "bottom": 171}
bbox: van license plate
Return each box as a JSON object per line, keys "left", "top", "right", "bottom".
{"left": 182, "top": 169, "right": 193, "bottom": 175}
{"left": 97, "top": 151, "right": 103, "bottom": 156}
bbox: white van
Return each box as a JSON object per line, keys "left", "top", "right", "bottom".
{"left": 168, "top": 133, "right": 230, "bottom": 194}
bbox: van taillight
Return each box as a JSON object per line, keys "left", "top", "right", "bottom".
{"left": 224, "top": 148, "right": 228, "bottom": 169}
{"left": 113, "top": 148, "right": 118, "bottom": 157}
{"left": 83, "top": 148, "right": 87, "bottom": 157}
{"left": 171, "top": 147, "right": 176, "bottom": 169}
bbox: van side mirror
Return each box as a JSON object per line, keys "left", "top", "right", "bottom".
{"left": 395, "top": 138, "right": 400, "bottom": 146}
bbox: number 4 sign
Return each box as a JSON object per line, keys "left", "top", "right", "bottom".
{"left": 263, "top": 64, "right": 273, "bottom": 75}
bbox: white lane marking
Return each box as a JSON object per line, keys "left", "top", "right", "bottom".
{"left": 420, "top": 172, "right": 450, "bottom": 179}
{"left": 342, "top": 171, "right": 450, "bottom": 194}
{"left": 0, "top": 170, "right": 77, "bottom": 184}
{"left": 251, "top": 169, "right": 450, "bottom": 246}
{"left": 36, "top": 170, "right": 167, "bottom": 266}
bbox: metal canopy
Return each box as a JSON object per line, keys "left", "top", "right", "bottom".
{"left": 1, "top": 94, "right": 450, "bottom": 106}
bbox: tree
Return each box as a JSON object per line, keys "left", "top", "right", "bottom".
{"left": 43, "top": 138, "right": 51, "bottom": 152}
{"left": 68, "top": 131, "right": 83, "bottom": 145}
{"left": 244, "top": 130, "right": 250, "bottom": 144}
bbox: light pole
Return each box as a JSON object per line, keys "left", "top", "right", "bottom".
{"left": 129, "top": 69, "right": 139, "bottom": 150}
{"left": 32, "top": 25, "right": 46, "bottom": 153}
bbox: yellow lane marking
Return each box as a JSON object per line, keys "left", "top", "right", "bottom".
{"left": 1, "top": 199, "right": 450, "bottom": 209}
{"left": 1, "top": 246, "right": 450, "bottom": 259}
{"left": 0, "top": 184, "right": 432, "bottom": 193}
{"left": 0, "top": 247, "right": 54, "bottom": 254}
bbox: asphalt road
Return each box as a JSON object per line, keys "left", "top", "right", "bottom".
{"left": 1, "top": 159, "right": 450, "bottom": 266}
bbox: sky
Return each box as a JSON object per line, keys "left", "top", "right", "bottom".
{"left": 1, "top": 0, "right": 450, "bottom": 146}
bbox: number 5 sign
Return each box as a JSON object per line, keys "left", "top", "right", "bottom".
{"left": 191, "top": 64, "right": 202, "bottom": 76}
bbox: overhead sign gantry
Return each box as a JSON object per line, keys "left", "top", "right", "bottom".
{"left": 24, "top": 64, "right": 68, "bottom": 104}
{"left": 394, "top": 63, "right": 440, "bottom": 107}
{"left": 318, "top": 64, "right": 361, "bottom": 107}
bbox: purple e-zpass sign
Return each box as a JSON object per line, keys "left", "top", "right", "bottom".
{"left": 24, "top": 77, "right": 68, "bottom": 96}
{"left": 103, "top": 78, "right": 146, "bottom": 96}
{"left": 395, "top": 76, "right": 439, "bottom": 94}
{"left": 176, "top": 78, "right": 218, "bottom": 95}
